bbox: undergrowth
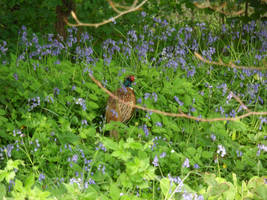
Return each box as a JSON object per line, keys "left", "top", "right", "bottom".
{"left": 0, "top": 13, "right": 266, "bottom": 200}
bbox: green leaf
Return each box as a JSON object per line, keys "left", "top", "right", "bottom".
{"left": 209, "top": 183, "right": 230, "bottom": 197}
{"left": 57, "top": 131, "right": 80, "bottom": 145}
{"left": 186, "top": 147, "right": 196, "bottom": 156}
{"left": 160, "top": 178, "right": 171, "bottom": 198}
{"left": 125, "top": 138, "right": 143, "bottom": 150}
{"left": 14, "top": 179, "right": 24, "bottom": 192}
{"left": 6, "top": 160, "right": 24, "bottom": 171}
{"left": 101, "top": 137, "right": 119, "bottom": 150}
{"left": 227, "top": 121, "right": 247, "bottom": 132}
{"left": 25, "top": 174, "right": 35, "bottom": 190}
{"left": 255, "top": 185, "right": 267, "bottom": 200}
{"left": 79, "top": 127, "right": 96, "bottom": 139}
{"left": 118, "top": 173, "right": 132, "bottom": 188}
{"left": 143, "top": 166, "right": 156, "bottom": 181}
{"left": 74, "top": 87, "right": 83, "bottom": 94}
{"left": 151, "top": 127, "right": 166, "bottom": 134}
{"left": 202, "top": 151, "right": 213, "bottom": 159}
{"left": 6, "top": 171, "right": 15, "bottom": 183}
{"left": 109, "top": 183, "right": 120, "bottom": 200}
{"left": 87, "top": 101, "right": 99, "bottom": 109}
{"left": 0, "top": 183, "right": 6, "bottom": 199}
{"left": 0, "top": 171, "right": 8, "bottom": 182}
{"left": 204, "top": 173, "right": 217, "bottom": 186}
{"left": 0, "top": 109, "right": 6, "bottom": 115}
{"left": 88, "top": 94, "right": 98, "bottom": 101}
{"left": 112, "top": 150, "right": 131, "bottom": 161}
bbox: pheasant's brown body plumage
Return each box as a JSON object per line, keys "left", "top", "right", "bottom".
{"left": 105, "top": 76, "right": 136, "bottom": 138}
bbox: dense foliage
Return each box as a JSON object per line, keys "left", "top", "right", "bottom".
{"left": 1, "top": 0, "right": 266, "bottom": 53}
{"left": 0, "top": 2, "right": 267, "bottom": 200}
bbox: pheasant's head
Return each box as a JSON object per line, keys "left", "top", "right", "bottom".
{"left": 123, "top": 75, "right": 135, "bottom": 87}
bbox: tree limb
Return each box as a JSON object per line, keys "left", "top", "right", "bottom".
{"left": 65, "top": 0, "right": 148, "bottom": 28}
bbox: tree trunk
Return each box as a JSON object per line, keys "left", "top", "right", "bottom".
{"left": 55, "top": 0, "right": 75, "bottom": 40}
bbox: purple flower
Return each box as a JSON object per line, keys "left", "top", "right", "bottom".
{"left": 143, "top": 124, "right": 149, "bottom": 136}
{"left": 160, "top": 152, "right": 166, "bottom": 158}
{"left": 54, "top": 87, "right": 60, "bottom": 96}
{"left": 217, "top": 145, "right": 226, "bottom": 157}
{"left": 5, "top": 144, "right": 14, "bottom": 157}
{"left": 45, "top": 96, "right": 54, "bottom": 103}
{"left": 13, "top": 129, "right": 22, "bottom": 136}
{"left": 259, "top": 117, "right": 267, "bottom": 130}
{"left": 174, "top": 96, "right": 184, "bottom": 106}
{"left": 69, "top": 177, "right": 82, "bottom": 188}
{"left": 152, "top": 92, "right": 158, "bottom": 102}
{"left": 257, "top": 144, "right": 267, "bottom": 156}
{"left": 75, "top": 98, "right": 87, "bottom": 111}
{"left": 152, "top": 155, "right": 159, "bottom": 167}
{"left": 258, "top": 96, "right": 263, "bottom": 104}
{"left": 81, "top": 119, "right": 88, "bottom": 126}
{"left": 194, "top": 164, "right": 200, "bottom": 169}
{"left": 155, "top": 122, "right": 162, "bottom": 127}
{"left": 144, "top": 93, "right": 150, "bottom": 100}
{"left": 219, "top": 106, "right": 224, "bottom": 115}
{"left": 0, "top": 41, "right": 8, "bottom": 57}
{"left": 127, "top": 30, "right": 137, "bottom": 42}
{"left": 96, "top": 143, "right": 107, "bottom": 152}
{"left": 190, "top": 107, "right": 196, "bottom": 112}
{"left": 28, "top": 96, "right": 41, "bottom": 111}
{"left": 210, "top": 134, "right": 216, "bottom": 142}
{"left": 141, "top": 11, "right": 146, "bottom": 17}
{"left": 88, "top": 178, "right": 95, "bottom": 184}
{"left": 38, "top": 173, "right": 45, "bottom": 182}
{"left": 182, "top": 158, "right": 190, "bottom": 168}
{"left": 55, "top": 60, "right": 60, "bottom": 65}
{"left": 236, "top": 150, "right": 243, "bottom": 158}
{"left": 72, "top": 154, "right": 78, "bottom": 163}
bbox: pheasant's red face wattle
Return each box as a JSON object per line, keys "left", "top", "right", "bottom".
{"left": 129, "top": 75, "right": 135, "bottom": 82}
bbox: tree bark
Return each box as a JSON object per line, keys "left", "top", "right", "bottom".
{"left": 55, "top": 0, "right": 76, "bottom": 40}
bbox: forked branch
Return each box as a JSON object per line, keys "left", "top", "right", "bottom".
{"left": 194, "top": 0, "right": 244, "bottom": 16}
{"left": 107, "top": 0, "right": 139, "bottom": 13}
{"left": 65, "top": 0, "right": 148, "bottom": 28}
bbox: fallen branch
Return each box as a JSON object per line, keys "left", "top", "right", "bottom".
{"left": 89, "top": 74, "right": 267, "bottom": 122}
{"left": 194, "top": 52, "right": 267, "bottom": 71}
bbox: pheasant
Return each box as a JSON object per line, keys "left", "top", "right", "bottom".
{"left": 105, "top": 75, "right": 136, "bottom": 138}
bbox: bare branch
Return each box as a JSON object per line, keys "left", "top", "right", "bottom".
{"left": 89, "top": 74, "right": 267, "bottom": 122}
{"left": 228, "top": 90, "right": 251, "bottom": 112}
{"left": 65, "top": 0, "right": 148, "bottom": 28}
{"left": 107, "top": 0, "right": 122, "bottom": 14}
{"left": 194, "top": 52, "right": 267, "bottom": 71}
{"left": 108, "top": 0, "right": 138, "bottom": 12}
{"left": 194, "top": 1, "right": 244, "bottom": 16}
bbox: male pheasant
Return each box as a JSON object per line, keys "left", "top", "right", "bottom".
{"left": 105, "top": 75, "right": 136, "bottom": 138}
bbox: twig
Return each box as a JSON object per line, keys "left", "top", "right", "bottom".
{"left": 193, "top": 1, "right": 244, "bottom": 16}
{"left": 107, "top": 0, "right": 139, "bottom": 13}
{"left": 65, "top": 0, "right": 148, "bottom": 28}
{"left": 89, "top": 74, "right": 267, "bottom": 122}
{"left": 228, "top": 91, "right": 251, "bottom": 112}
{"left": 194, "top": 52, "right": 267, "bottom": 71}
